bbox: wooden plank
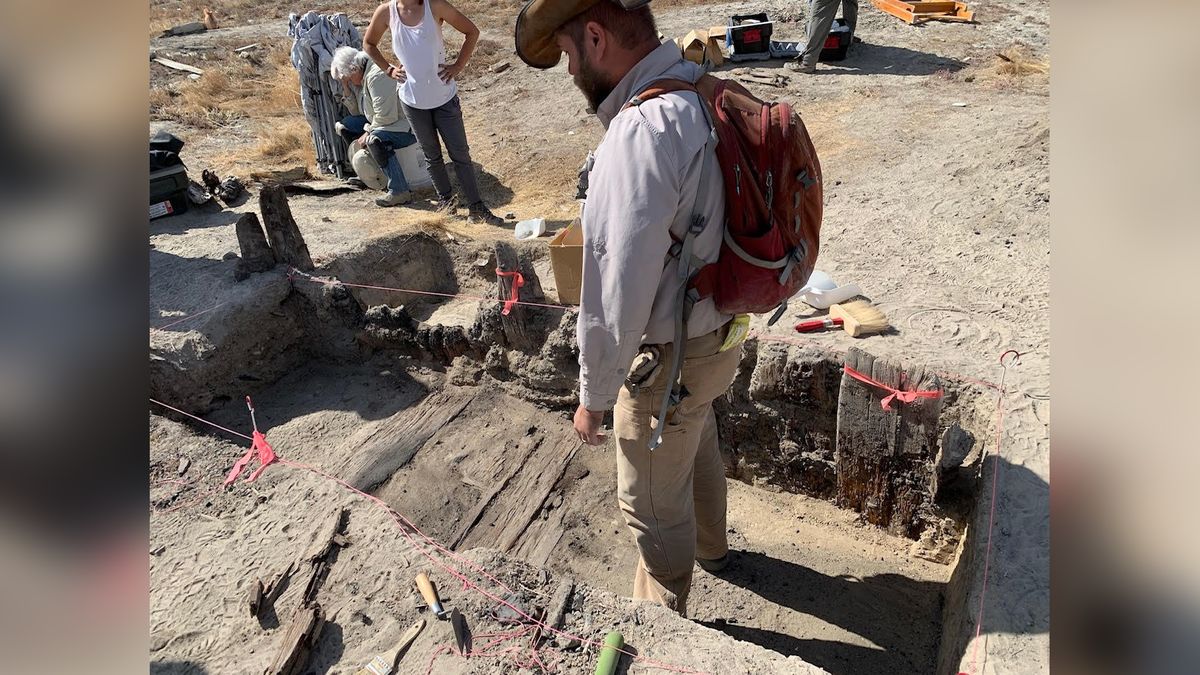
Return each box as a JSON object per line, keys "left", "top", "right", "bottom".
{"left": 447, "top": 404, "right": 582, "bottom": 555}
{"left": 906, "top": 1, "right": 959, "bottom": 11}
{"left": 266, "top": 602, "right": 324, "bottom": 675}
{"left": 872, "top": 0, "right": 917, "bottom": 23}
{"left": 301, "top": 508, "right": 349, "bottom": 605}
{"left": 336, "top": 391, "right": 475, "bottom": 491}
{"left": 835, "top": 347, "right": 943, "bottom": 538}
{"left": 153, "top": 57, "right": 204, "bottom": 75}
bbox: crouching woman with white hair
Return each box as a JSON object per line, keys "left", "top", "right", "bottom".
{"left": 330, "top": 46, "right": 417, "bottom": 207}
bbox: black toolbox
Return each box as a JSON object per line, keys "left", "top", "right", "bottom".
{"left": 727, "top": 12, "right": 773, "bottom": 62}
{"left": 150, "top": 164, "right": 189, "bottom": 220}
{"left": 819, "top": 19, "right": 854, "bottom": 62}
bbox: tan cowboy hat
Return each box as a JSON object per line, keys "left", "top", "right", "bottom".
{"left": 515, "top": 0, "right": 651, "bottom": 69}
{"left": 515, "top": 0, "right": 600, "bottom": 69}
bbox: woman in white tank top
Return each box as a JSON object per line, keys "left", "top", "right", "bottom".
{"left": 362, "top": 0, "right": 503, "bottom": 226}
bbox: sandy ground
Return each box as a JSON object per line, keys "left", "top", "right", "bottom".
{"left": 150, "top": 1, "right": 1049, "bottom": 673}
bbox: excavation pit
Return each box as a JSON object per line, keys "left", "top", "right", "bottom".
{"left": 151, "top": 232, "right": 999, "bottom": 675}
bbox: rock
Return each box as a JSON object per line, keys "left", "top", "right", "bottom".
{"left": 554, "top": 636, "right": 581, "bottom": 650}
{"left": 177, "top": 457, "right": 191, "bottom": 475}
{"left": 491, "top": 61, "right": 511, "bottom": 73}
{"left": 162, "top": 22, "right": 206, "bottom": 37}
{"left": 937, "top": 423, "right": 975, "bottom": 472}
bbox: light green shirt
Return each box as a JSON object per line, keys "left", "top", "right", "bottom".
{"left": 361, "top": 61, "right": 411, "bottom": 135}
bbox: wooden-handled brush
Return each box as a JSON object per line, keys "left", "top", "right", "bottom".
{"left": 354, "top": 619, "right": 425, "bottom": 675}
{"left": 795, "top": 299, "right": 889, "bottom": 337}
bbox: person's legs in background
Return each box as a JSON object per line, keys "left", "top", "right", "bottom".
{"left": 366, "top": 130, "right": 417, "bottom": 207}
{"left": 843, "top": 0, "right": 859, "bottom": 36}
{"left": 794, "top": 0, "right": 840, "bottom": 72}
{"left": 430, "top": 96, "right": 503, "bottom": 225}
{"left": 402, "top": 101, "right": 454, "bottom": 203}
{"left": 336, "top": 114, "right": 369, "bottom": 144}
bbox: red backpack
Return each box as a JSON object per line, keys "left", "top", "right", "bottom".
{"left": 629, "top": 74, "right": 823, "bottom": 321}
{"left": 625, "top": 74, "right": 823, "bottom": 449}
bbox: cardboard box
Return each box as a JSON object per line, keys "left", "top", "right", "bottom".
{"left": 548, "top": 219, "right": 584, "bottom": 305}
{"left": 676, "top": 27, "right": 725, "bottom": 67}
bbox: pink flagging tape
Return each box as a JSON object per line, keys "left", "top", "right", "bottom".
{"left": 222, "top": 430, "right": 277, "bottom": 486}
{"left": 494, "top": 268, "right": 525, "bottom": 316}
{"left": 842, "top": 364, "right": 942, "bottom": 410}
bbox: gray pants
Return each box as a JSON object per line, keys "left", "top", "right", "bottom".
{"left": 401, "top": 95, "right": 483, "bottom": 205}
{"left": 801, "top": 0, "right": 858, "bottom": 68}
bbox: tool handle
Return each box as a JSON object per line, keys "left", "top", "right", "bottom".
{"left": 415, "top": 573, "right": 444, "bottom": 615}
{"left": 595, "top": 631, "right": 624, "bottom": 675}
{"left": 795, "top": 317, "right": 841, "bottom": 333}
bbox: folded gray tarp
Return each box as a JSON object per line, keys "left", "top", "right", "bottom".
{"left": 288, "top": 11, "right": 361, "bottom": 179}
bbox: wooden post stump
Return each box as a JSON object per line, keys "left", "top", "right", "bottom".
{"left": 259, "top": 184, "right": 314, "bottom": 271}
{"left": 233, "top": 212, "right": 277, "bottom": 281}
{"left": 493, "top": 242, "right": 550, "bottom": 352}
{"left": 835, "top": 347, "right": 943, "bottom": 538}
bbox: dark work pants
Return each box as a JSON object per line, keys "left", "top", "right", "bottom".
{"left": 401, "top": 95, "right": 483, "bottom": 205}
{"left": 801, "top": 0, "right": 859, "bottom": 68}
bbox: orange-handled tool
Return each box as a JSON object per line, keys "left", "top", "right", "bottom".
{"left": 415, "top": 572, "right": 448, "bottom": 619}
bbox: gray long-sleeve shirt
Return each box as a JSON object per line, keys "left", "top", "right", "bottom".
{"left": 577, "top": 42, "right": 730, "bottom": 411}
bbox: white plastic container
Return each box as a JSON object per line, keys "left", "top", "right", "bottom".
{"left": 514, "top": 218, "right": 546, "bottom": 240}
{"left": 797, "top": 270, "right": 862, "bottom": 309}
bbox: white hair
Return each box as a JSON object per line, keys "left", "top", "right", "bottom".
{"left": 330, "top": 46, "right": 366, "bottom": 80}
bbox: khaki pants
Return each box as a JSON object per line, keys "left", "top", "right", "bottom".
{"left": 614, "top": 325, "right": 741, "bottom": 616}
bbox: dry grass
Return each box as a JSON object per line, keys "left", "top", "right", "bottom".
{"left": 987, "top": 44, "right": 1049, "bottom": 78}
{"left": 249, "top": 118, "right": 313, "bottom": 166}
{"left": 994, "top": 46, "right": 1049, "bottom": 76}
{"left": 152, "top": 42, "right": 300, "bottom": 126}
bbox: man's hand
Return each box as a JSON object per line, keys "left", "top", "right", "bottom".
{"left": 573, "top": 405, "right": 607, "bottom": 446}
{"left": 387, "top": 63, "right": 407, "bottom": 82}
{"left": 438, "top": 60, "right": 464, "bottom": 83}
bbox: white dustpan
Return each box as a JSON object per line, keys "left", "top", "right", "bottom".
{"left": 797, "top": 270, "right": 862, "bottom": 310}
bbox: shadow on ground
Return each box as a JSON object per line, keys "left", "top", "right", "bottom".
{"left": 720, "top": 42, "right": 966, "bottom": 77}
{"left": 702, "top": 550, "right": 943, "bottom": 675}
{"left": 151, "top": 203, "right": 243, "bottom": 234}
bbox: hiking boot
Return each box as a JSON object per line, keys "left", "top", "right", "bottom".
{"left": 375, "top": 191, "right": 412, "bottom": 207}
{"left": 435, "top": 194, "right": 460, "bottom": 213}
{"left": 697, "top": 553, "right": 730, "bottom": 574}
{"left": 785, "top": 60, "right": 817, "bottom": 74}
{"left": 467, "top": 201, "right": 503, "bottom": 227}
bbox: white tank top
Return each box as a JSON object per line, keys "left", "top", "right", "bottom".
{"left": 390, "top": 0, "right": 458, "bottom": 109}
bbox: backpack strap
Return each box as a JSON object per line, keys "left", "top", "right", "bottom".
{"left": 628, "top": 77, "right": 723, "bottom": 450}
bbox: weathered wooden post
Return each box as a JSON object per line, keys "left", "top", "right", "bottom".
{"left": 259, "top": 184, "right": 314, "bottom": 271}
{"left": 835, "top": 347, "right": 943, "bottom": 537}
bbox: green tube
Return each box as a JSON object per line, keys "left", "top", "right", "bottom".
{"left": 594, "top": 630, "right": 624, "bottom": 675}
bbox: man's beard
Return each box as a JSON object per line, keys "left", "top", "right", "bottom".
{"left": 574, "top": 54, "right": 615, "bottom": 112}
